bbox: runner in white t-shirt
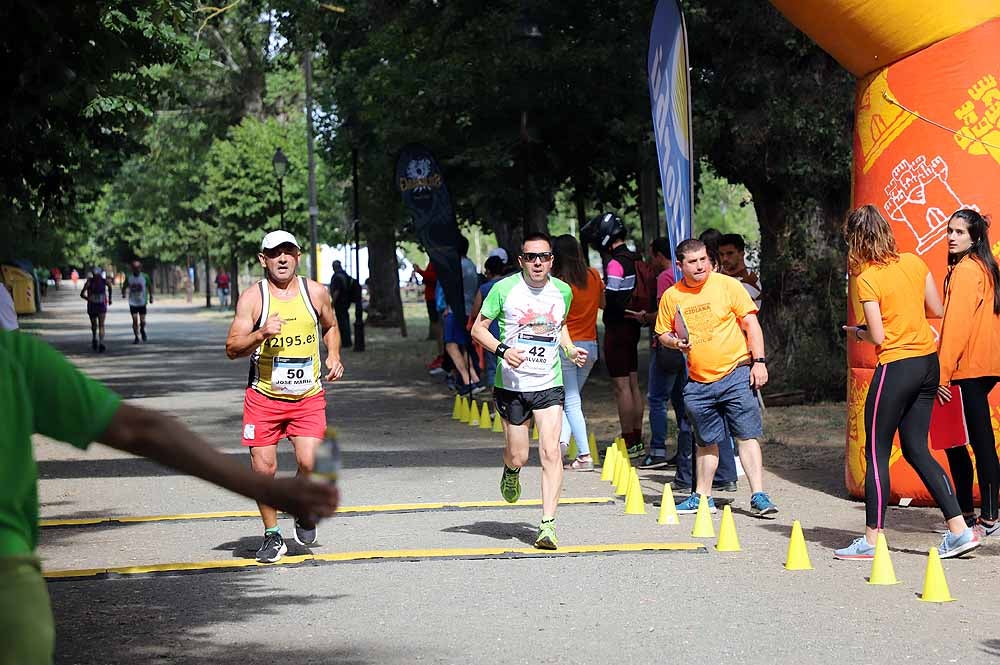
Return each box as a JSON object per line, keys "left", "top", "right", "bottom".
{"left": 121, "top": 261, "right": 154, "bottom": 344}
{"left": 471, "top": 233, "right": 589, "bottom": 549}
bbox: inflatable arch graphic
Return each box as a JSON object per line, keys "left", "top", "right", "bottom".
{"left": 770, "top": 0, "right": 1000, "bottom": 504}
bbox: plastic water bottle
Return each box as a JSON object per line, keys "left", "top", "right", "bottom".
{"left": 301, "top": 426, "right": 340, "bottom": 528}
{"left": 313, "top": 425, "right": 341, "bottom": 488}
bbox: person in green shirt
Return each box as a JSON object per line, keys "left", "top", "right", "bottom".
{"left": 0, "top": 330, "right": 340, "bottom": 665}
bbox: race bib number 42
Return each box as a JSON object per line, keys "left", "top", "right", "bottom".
{"left": 271, "top": 356, "right": 316, "bottom": 395}
{"left": 515, "top": 333, "right": 557, "bottom": 375}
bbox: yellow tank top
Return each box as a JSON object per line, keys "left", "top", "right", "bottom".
{"left": 248, "top": 277, "right": 323, "bottom": 401}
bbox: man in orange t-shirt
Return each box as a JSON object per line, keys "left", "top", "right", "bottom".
{"left": 654, "top": 239, "right": 778, "bottom": 517}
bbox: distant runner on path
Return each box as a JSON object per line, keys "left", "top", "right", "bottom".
{"left": 226, "top": 230, "right": 344, "bottom": 563}
{"left": 122, "top": 260, "right": 153, "bottom": 344}
{"left": 471, "top": 232, "right": 588, "bottom": 550}
{"left": 80, "top": 268, "right": 112, "bottom": 353}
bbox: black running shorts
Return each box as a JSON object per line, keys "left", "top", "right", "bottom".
{"left": 494, "top": 387, "right": 565, "bottom": 426}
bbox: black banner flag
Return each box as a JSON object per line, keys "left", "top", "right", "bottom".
{"left": 395, "top": 144, "right": 466, "bottom": 322}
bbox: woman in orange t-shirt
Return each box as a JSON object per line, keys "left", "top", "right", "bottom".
{"left": 837, "top": 205, "right": 979, "bottom": 561}
{"left": 552, "top": 234, "right": 602, "bottom": 470}
{"left": 937, "top": 208, "right": 1000, "bottom": 536}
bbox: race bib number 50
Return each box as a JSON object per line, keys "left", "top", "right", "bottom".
{"left": 515, "top": 333, "right": 557, "bottom": 375}
{"left": 271, "top": 356, "right": 316, "bottom": 395}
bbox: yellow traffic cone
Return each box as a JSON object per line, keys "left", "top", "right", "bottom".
{"left": 492, "top": 409, "right": 504, "bottom": 433}
{"left": 588, "top": 432, "right": 601, "bottom": 466}
{"left": 616, "top": 437, "right": 627, "bottom": 458}
{"left": 624, "top": 468, "right": 646, "bottom": 515}
{"left": 459, "top": 397, "right": 470, "bottom": 423}
{"left": 468, "top": 401, "right": 480, "bottom": 427}
{"left": 532, "top": 421, "right": 539, "bottom": 440}
{"left": 452, "top": 394, "right": 462, "bottom": 420}
{"left": 784, "top": 520, "right": 813, "bottom": 570}
{"left": 716, "top": 505, "right": 741, "bottom": 551}
{"left": 600, "top": 444, "right": 617, "bottom": 482}
{"left": 479, "top": 402, "right": 492, "bottom": 430}
{"left": 657, "top": 483, "right": 680, "bottom": 525}
{"left": 614, "top": 451, "right": 630, "bottom": 496}
{"left": 691, "top": 494, "right": 715, "bottom": 538}
{"left": 919, "top": 547, "right": 955, "bottom": 602}
{"left": 567, "top": 437, "right": 578, "bottom": 460}
{"left": 867, "top": 532, "right": 899, "bottom": 585}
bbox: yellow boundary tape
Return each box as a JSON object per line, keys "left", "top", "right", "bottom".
{"left": 40, "top": 497, "right": 614, "bottom": 528}
{"left": 44, "top": 542, "right": 705, "bottom": 580}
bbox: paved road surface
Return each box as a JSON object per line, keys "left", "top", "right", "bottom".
{"left": 25, "top": 286, "right": 1000, "bottom": 664}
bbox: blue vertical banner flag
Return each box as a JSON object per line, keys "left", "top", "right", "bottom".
{"left": 647, "top": 0, "right": 694, "bottom": 271}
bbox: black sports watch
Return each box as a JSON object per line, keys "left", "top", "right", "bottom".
{"left": 753, "top": 357, "right": 767, "bottom": 364}
{"left": 496, "top": 342, "right": 510, "bottom": 359}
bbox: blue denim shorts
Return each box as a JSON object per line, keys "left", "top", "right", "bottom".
{"left": 683, "top": 364, "right": 763, "bottom": 447}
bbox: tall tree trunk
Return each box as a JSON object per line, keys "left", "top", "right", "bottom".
{"left": 488, "top": 207, "right": 521, "bottom": 260}
{"left": 638, "top": 155, "right": 662, "bottom": 251}
{"left": 229, "top": 252, "right": 240, "bottom": 306}
{"left": 752, "top": 185, "right": 849, "bottom": 400}
{"left": 365, "top": 223, "right": 403, "bottom": 328}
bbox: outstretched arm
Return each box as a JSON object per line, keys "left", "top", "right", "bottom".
{"left": 100, "top": 404, "right": 338, "bottom": 521}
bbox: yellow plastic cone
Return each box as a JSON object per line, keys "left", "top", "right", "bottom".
{"left": 867, "top": 532, "right": 899, "bottom": 585}
{"left": 784, "top": 520, "right": 813, "bottom": 570}
{"left": 532, "top": 421, "right": 539, "bottom": 440}
{"left": 919, "top": 547, "right": 955, "bottom": 602}
{"left": 657, "top": 483, "right": 680, "bottom": 525}
{"left": 624, "top": 468, "right": 646, "bottom": 515}
{"left": 567, "top": 437, "right": 579, "bottom": 460}
{"left": 492, "top": 408, "right": 504, "bottom": 432}
{"left": 691, "top": 495, "right": 715, "bottom": 538}
{"left": 600, "top": 444, "right": 617, "bottom": 482}
{"left": 468, "top": 401, "right": 480, "bottom": 427}
{"left": 616, "top": 437, "right": 627, "bottom": 458}
{"left": 614, "top": 450, "right": 630, "bottom": 496}
{"left": 588, "top": 432, "right": 601, "bottom": 466}
{"left": 479, "top": 402, "right": 492, "bottom": 430}
{"left": 452, "top": 395, "right": 462, "bottom": 420}
{"left": 459, "top": 397, "right": 470, "bottom": 423}
{"left": 716, "top": 505, "right": 741, "bottom": 551}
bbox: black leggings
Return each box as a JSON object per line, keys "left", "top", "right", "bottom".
{"left": 944, "top": 376, "right": 1000, "bottom": 522}
{"left": 864, "top": 353, "right": 961, "bottom": 529}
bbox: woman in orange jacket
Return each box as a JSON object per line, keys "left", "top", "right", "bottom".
{"left": 938, "top": 208, "right": 1000, "bottom": 537}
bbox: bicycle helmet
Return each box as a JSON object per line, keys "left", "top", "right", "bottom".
{"left": 580, "top": 212, "right": 626, "bottom": 252}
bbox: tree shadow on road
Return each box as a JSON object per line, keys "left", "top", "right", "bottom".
{"left": 441, "top": 521, "right": 536, "bottom": 545}
{"left": 50, "top": 570, "right": 411, "bottom": 665}
{"left": 981, "top": 639, "right": 1000, "bottom": 658}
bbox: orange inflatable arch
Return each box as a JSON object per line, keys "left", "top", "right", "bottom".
{"left": 769, "top": 0, "right": 1000, "bottom": 504}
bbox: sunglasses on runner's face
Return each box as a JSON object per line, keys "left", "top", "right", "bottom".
{"left": 521, "top": 252, "right": 553, "bottom": 263}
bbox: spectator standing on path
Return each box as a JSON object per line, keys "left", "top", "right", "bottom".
{"left": 655, "top": 239, "right": 778, "bottom": 518}
{"left": 639, "top": 238, "right": 692, "bottom": 475}
{"left": 719, "top": 233, "right": 762, "bottom": 307}
{"left": 469, "top": 255, "right": 508, "bottom": 398}
{"left": 329, "top": 260, "right": 357, "bottom": 349}
{"left": 80, "top": 268, "right": 112, "bottom": 353}
{"left": 70, "top": 268, "right": 79, "bottom": 289}
{"left": 551, "top": 234, "right": 602, "bottom": 471}
{"left": 51, "top": 267, "right": 62, "bottom": 289}
{"left": 693, "top": 227, "right": 739, "bottom": 492}
{"left": 0, "top": 329, "right": 340, "bottom": 665}
{"left": 412, "top": 260, "right": 444, "bottom": 367}
{"left": 226, "top": 230, "right": 345, "bottom": 564}
{"left": 837, "top": 205, "right": 979, "bottom": 560}
{"left": 580, "top": 212, "right": 647, "bottom": 460}
{"left": 122, "top": 261, "right": 153, "bottom": 344}
{"left": 937, "top": 209, "right": 1000, "bottom": 538}
{"left": 215, "top": 268, "right": 231, "bottom": 310}
{"left": 471, "top": 232, "right": 589, "bottom": 549}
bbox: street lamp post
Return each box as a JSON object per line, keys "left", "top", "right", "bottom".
{"left": 272, "top": 147, "right": 288, "bottom": 227}
{"left": 352, "top": 146, "right": 365, "bottom": 352}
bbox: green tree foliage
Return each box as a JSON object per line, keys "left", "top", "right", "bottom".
{"left": 1, "top": 1, "right": 193, "bottom": 263}
{"left": 693, "top": 161, "right": 758, "bottom": 243}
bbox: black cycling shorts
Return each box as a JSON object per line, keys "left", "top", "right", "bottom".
{"left": 494, "top": 387, "right": 565, "bottom": 426}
